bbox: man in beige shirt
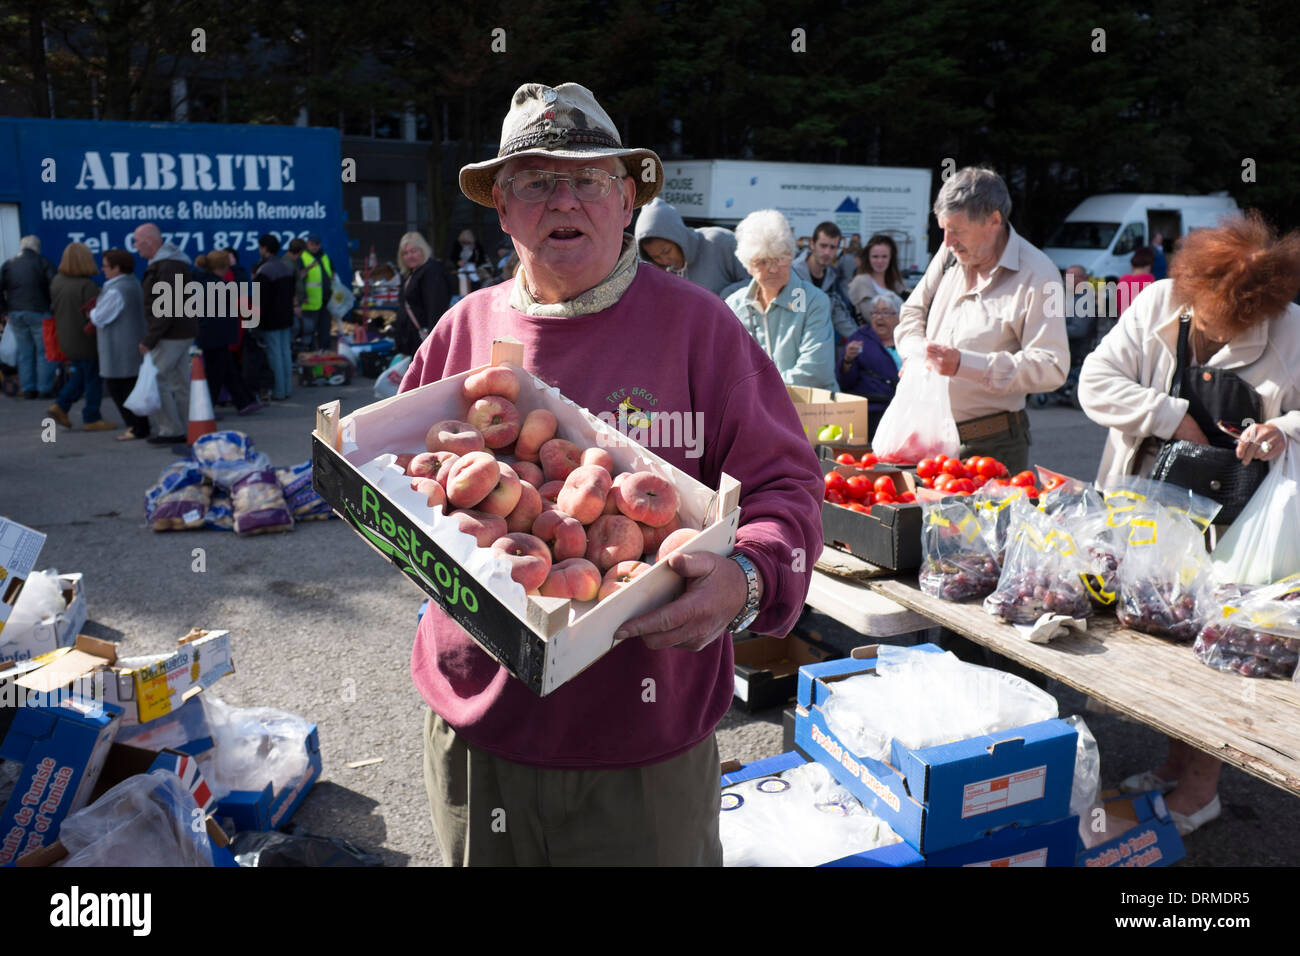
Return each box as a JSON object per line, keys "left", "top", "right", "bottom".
{"left": 896, "top": 166, "right": 1069, "bottom": 472}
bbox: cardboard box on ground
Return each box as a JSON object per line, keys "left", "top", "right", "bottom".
{"left": 313, "top": 338, "right": 742, "bottom": 696}
{"left": 787, "top": 386, "right": 870, "bottom": 447}
{"left": 0, "top": 518, "right": 47, "bottom": 641}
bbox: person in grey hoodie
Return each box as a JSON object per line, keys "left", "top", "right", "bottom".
{"left": 634, "top": 198, "right": 750, "bottom": 298}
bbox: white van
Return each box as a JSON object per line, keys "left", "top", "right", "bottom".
{"left": 1043, "top": 193, "right": 1240, "bottom": 278}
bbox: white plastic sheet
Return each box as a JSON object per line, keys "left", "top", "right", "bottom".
{"left": 57, "top": 770, "right": 212, "bottom": 867}
{"left": 1212, "top": 444, "right": 1300, "bottom": 585}
{"left": 199, "top": 696, "right": 312, "bottom": 800}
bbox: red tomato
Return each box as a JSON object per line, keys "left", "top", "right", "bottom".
{"left": 859, "top": 452, "right": 879, "bottom": 468}
{"left": 919, "top": 476, "right": 934, "bottom": 489}
{"left": 950, "top": 477, "right": 975, "bottom": 494}
{"left": 933, "top": 473, "right": 954, "bottom": 491}
{"left": 836, "top": 453, "right": 857, "bottom": 466}
{"left": 1010, "top": 470, "right": 1037, "bottom": 488}
{"left": 897, "top": 491, "right": 916, "bottom": 503}
{"left": 847, "top": 502, "right": 870, "bottom": 514}
{"left": 826, "top": 490, "right": 846, "bottom": 505}
{"left": 825, "top": 472, "right": 847, "bottom": 494}
{"left": 916, "top": 458, "right": 939, "bottom": 479}
{"left": 874, "top": 492, "right": 895, "bottom": 506}
{"left": 873, "top": 475, "right": 897, "bottom": 497}
{"left": 975, "top": 457, "right": 1000, "bottom": 479}
{"left": 845, "top": 475, "right": 872, "bottom": 501}
{"left": 933, "top": 454, "right": 949, "bottom": 464}
{"left": 963, "top": 456, "right": 980, "bottom": 471}
{"left": 1025, "top": 487, "right": 1041, "bottom": 498}
{"left": 941, "top": 459, "right": 967, "bottom": 479}
{"left": 971, "top": 475, "right": 988, "bottom": 490}
{"left": 996, "top": 460, "right": 1010, "bottom": 477}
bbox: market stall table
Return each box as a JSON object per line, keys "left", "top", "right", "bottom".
{"left": 810, "top": 548, "right": 934, "bottom": 637}
{"left": 857, "top": 575, "right": 1300, "bottom": 799}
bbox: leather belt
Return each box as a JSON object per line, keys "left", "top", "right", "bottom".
{"left": 956, "top": 410, "right": 1027, "bottom": 444}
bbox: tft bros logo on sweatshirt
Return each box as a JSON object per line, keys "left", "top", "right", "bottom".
{"left": 598, "top": 386, "right": 704, "bottom": 459}
{"left": 50, "top": 886, "right": 151, "bottom": 936}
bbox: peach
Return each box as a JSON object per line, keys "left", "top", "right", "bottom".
{"left": 557, "top": 464, "right": 613, "bottom": 525}
{"left": 639, "top": 512, "right": 682, "bottom": 558}
{"left": 449, "top": 509, "right": 507, "bottom": 548}
{"left": 512, "top": 460, "right": 544, "bottom": 488}
{"left": 410, "top": 477, "right": 447, "bottom": 510}
{"left": 602, "top": 472, "right": 626, "bottom": 515}
{"left": 490, "top": 533, "right": 552, "bottom": 592}
{"left": 462, "top": 366, "right": 521, "bottom": 404}
{"left": 585, "top": 514, "right": 645, "bottom": 572}
{"left": 394, "top": 453, "right": 415, "bottom": 472}
{"left": 467, "top": 396, "right": 521, "bottom": 449}
{"left": 581, "top": 447, "right": 615, "bottom": 473}
{"left": 656, "top": 527, "right": 699, "bottom": 563}
{"left": 505, "top": 481, "right": 544, "bottom": 533}
{"left": 406, "top": 452, "right": 444, "bottom": 478}
{"left": 426, "top": 419, "right": 485, "bottom": 455}
{"left": 539, "top": 438, "right": 583, "bottom": 483}
{"left": 613, "top": 471, "right": 680, "bottom": 527}
{"left": 435, "top": 453, "right": 460, "bottom": 490}
{"left": 598, "top": 560, "right": 653, "bottom": 601}
{"left": 446, "top": 451, "right": 500, "bottom": 509}
{"left": 538, "top": 480, "right": 565, "bottom": 505}
{"left": 514, "top": 409, "right": 558, "bottom": 462}
{"left": 532, "top": 508, "right": 587, "bottom": 561}
{"left": 539, "top": 558, "right": 602, "bottom": 601}
{"left": 477, "top": 461, "right": 522, "bottom": 517}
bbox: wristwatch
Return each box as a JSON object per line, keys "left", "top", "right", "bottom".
{"left": 726, "top": 551, "right": 762, "bottom": 634}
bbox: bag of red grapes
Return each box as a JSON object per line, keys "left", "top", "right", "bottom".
{"left": 918, "top": 496, "right": 1004, "bottom": 602}
{"left": 1194, "top": 575, "right": 1300, "bottom": 680}
{"left": 984, "top": 499, "right": 1094, "bottom": 624}
{"left": 1114, "top": 499, "right": 1219, "bottom": 642}
{"left": 1100, "top": 476, "right": 1221, "bottom": 538}
{"left": 1041, "top": 487, "right": 1122, "bottom": 609}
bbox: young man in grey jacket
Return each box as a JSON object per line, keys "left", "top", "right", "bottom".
{"left": 634, "top": 198, "right": 750, "bottom": 298}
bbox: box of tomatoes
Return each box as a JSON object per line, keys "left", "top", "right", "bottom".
{"left": 820, "top": 455, "right": 923, "bottom": 571}
{"left": 311, "top": 340, "right": 743, "bottom": 696}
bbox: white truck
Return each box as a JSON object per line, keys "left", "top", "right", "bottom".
{"left": 656, "top": 160, "right": 934, "bottom": 274}
{"left": 1043, "top": 193, "right": 1240, "bottom": 278}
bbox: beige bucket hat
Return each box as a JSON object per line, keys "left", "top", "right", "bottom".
{"left": 459, "top": 82, "right": 663, "bottom": 209}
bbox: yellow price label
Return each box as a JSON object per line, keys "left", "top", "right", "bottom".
{"left": 928, "top": 513, "right": 951, "bottom": 528}
{"left": 955, "top": 513, "right": 981, "bottom": 543}
{"left": 1080, "top": 573, "right": 1116, "bottom": 605}
{"left": 134, "top": 672, "right": 174, "bottom": 722}
{"left": 1044, "top": 529, "right": 1078, "bottom": 556}
{"left": 1128, "top": 518, "right": 1158, "bottom": 546}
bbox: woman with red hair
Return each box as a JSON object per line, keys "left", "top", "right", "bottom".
{"left": 1078, "top": 211, "right": 1300, "bottom": 835}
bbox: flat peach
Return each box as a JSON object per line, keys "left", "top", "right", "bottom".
{"left": 532, "top": 508, "right": 587, "bottom": 561}
{"left": 515, "top": 409, "right": 558, "bottom": 462}
{"left": 426, "top": 419, "right": 486, "bottom": 455}
{"left": 462, "top": 366, "right": 521, "bottom": 403}
{"left": 446, "top": 451, "right": 500, "bottom": 509}
{"left": 580, "top": 447, "right": 615, "bottom": 473}
{"left": 639, "top": 513, "right": 682, "bottom": 558}
{"left": 613, "top": 471, "right": 680, "bottom": 527}
{"left": 406, "top": 452, "right": 443, "bottom": 478}
{"left": 410, "top": 477, "right": 447, "bottom": 510}
{"left": 539, "top": 438, "right": 583, "bottom": 483}
{"left": 512, "top": 460, "right": 544, "bottom": 488}
{"left": 490, "top": 532, "right": 552, "bottom": 592}
{"left": 557, "top": 464, "right": 613, "bottom": 525}
{"left": 449, "top": 509, "right": 507, "bottom": 548}
{"left": 585, "top": 514, "right": 645, "bottom": 573}
{"left": 598, "top": 560, "right": 653, "bottom": 601}
{"left": 477, "top": 461, "right": 523, "bottom": 517}
{"left": 467, "top": 396, "right": 521, "bottom": 450}
{"left": 539, "top": 557, "right": 602, "bottom": 601}
{"left": 656, "top": 527, "right": 699, "bottom": 563}
{"left": 505, "top": 481, "right": 543, "bottom": 533}
{"left": 538, "top": 479, "right": 565, "bottom": 505}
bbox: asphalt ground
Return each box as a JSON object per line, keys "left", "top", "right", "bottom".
{"left": 0, "top": 375, "right": 1295, "bottom": 866}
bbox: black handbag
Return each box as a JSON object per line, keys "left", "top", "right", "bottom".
{"left": 1149, "top": 315, "right": 1268, "bottom": 524}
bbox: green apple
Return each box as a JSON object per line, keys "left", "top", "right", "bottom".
{"left": 818, "top": 424, "right": 843, "bottom": 442}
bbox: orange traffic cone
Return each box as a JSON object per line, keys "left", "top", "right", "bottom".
{"left": 187, "top": 352, "right": 217, "bottom": 444}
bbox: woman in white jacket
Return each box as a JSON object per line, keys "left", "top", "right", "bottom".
{"left": 1078, "top": 212, "right": 1300, "bottom": 835}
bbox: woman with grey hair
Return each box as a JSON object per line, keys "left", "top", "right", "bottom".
{"left": 725, "top": 209, "right": 837, "bottom": 391}
{"left": 894, "top": 166, "right": 1069, "bottom": 472}
{"left": 394, "top": 231, "right": 451, "bottom": 357}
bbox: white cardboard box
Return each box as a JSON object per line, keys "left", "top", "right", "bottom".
{"left": 0, "top": 573, "right": 86, "bottom": 665}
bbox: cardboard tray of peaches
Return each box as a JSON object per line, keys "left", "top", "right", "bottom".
{"left": 312, "top": 339, "right": 741, "bottom": 696}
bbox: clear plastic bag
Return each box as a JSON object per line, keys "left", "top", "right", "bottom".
{"left": 1043, "top": 487, "right": 1122, "bottom": 608}
{"left": 1194, "top": 576, "right": 1300, "bottom": 679}
{"left": 870, "top": 348, "right": 960, "bottom": 463}
{"left": 200, "top": 696, "right": 312, "bottom": 799}
{"left": 192, "top": 430, "right": 271, "bottom": 489}
{"left": 231, "top": 469, "right": 294, "bottom": 536}
{"left": 1211, "top": 444, "right": 1300, "bottom": 586}
{"left": 822, "top": 646, "right": 1059, "bottom": 762}
{"left": 720, "top": 761, "right": 900, "bottom": 867}
{"left": 7, "top": 569, "right": 68, "bottom": 627}
{"left": 56, "top": 770, "right": 213, "bottom": 867}
{"left": 984, "top": 500, "right": 1094, "bottom": 624}
{"left": 1101, "top": 475, "right": 1222, "bottom": 533}
{"left": 1115, "top": 502, "right": 1216, "bottom": 642}
{"left": 919, "top": 496, "right": 1003, "bottom": 601}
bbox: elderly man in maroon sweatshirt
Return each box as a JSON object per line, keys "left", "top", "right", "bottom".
{"left": 402, "top": 83, "right": 824, "bottom": 867}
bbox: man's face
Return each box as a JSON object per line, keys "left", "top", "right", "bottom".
{"left": 868, "top": 244, "right": 892, "bottom": 275}
{"left": 307, "top": 240, "right": 321, "bottom": 255}
{"left": 641, "top": 237, "right": 685, "bottom": 271}
{"left": 939, "top": 210, "right": 1003, "bottom": 267}
{"left": 132, "top": 227, "right": 161, "bottom": 259}
{"left": 493, "top": 155, "right": 634, "bottom": 300}
{"left": 812, "top": 232, "right": 839, "bottom": 267}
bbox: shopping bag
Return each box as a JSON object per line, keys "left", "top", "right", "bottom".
{"left": 373, "top": 354, "right": 410, "bottom": 400}
{"left": 0, "top": 320, "right": 17, "bottom": 366}
{"left": 870, "top": 348, "right": 960, "bottom": 462}
{"left": 42, "top": 317, "right": 67, "bottom": 363}
{"left": 327, "top": 272, "right": 355, "bottom": 320}
{"left": 124, "top": 353, "right": 163, "bottom": 417}
{"left": 1212, "top": 444, "right": 1300, "bottom": 585}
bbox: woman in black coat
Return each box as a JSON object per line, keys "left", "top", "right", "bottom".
{"left": 395, "top": 232, "right": 452, "bottom": 357}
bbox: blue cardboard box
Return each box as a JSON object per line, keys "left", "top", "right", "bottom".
{"left": 1076, "top": 790, "right": 1185, "bottom": 867}
{"left": 795, "top": 645, "right": 1077, "bottom": 854}
{"left": 0, "top": 696, "right": 121, "bottom": 865}
{"left": 923, "top": 814, "right": 1079, "bottom": 867}
{"left": 215, "top": 724, "right": 321, "bottom": 832}
{"left": 721, "top": 751, "right": 924, "bottom": 867}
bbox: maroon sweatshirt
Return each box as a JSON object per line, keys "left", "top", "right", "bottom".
{"left": 401, "top": 265, "right": 824, "bottom": 769}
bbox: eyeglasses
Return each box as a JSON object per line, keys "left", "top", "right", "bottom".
{"left": 752, "top": 256, "right": 792, "bottom": 271}
{"left": 504, "top": 168, "right": 623, "bottom": 203}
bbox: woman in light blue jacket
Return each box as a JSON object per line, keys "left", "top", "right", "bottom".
{"left": 725, "top": 209, "right": 837, "bottom": 391}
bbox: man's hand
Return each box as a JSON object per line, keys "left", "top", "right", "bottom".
{"left": 1238, "top": 421, "right": 1286, "bottom": 465}
{"left": 138, "top": 342, "right": 149, "bottom": 356}
{"left": 925, "top": 341, "right": 961, "bottom": 376}
{"left": 842, "top": 340, "right": 862, "bottom": 365}
{"left": 614, "top": 551, "right": 753, "bottom": 652}
{"left": 1170, "top": 413, "right": 1209, "bottom": 445}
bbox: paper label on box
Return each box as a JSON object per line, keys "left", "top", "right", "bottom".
{"left": 135, "top": 671, "right": 174, "bottom": 721}
{"left": 964, "top": 847, "right": 1049, "bottom": 867}
{"left": 183, "top": 509, "right": 201, "bottom": 524}
{"left": 961, "top": 764, "right": 1046, "bottom": 818}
